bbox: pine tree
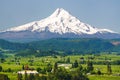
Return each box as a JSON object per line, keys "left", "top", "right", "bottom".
{"left": 22, "top": 65, "right": 24, "bottom": 70}
{"left": 53, "top": 62, "right": 58, "bottom": 74}
{"left": 87, "top": 60, "right": 94, "bottom": 73}
{"left": 25, "top": 71, "right": 28, "bottom": 80}
{"left": 17, "top": 73, "right": 22, "bottom": 80}
{"left": 46, "top": 63, "right": 52, "bottom": 72}
{"left": 72, "top": 60, "right": 78, "bottom": 68}
{"left": 66, "top": 57, "right": 70, "bottom": 63}
{"left": 107, "top": 61, "right": 112, "bottom": 74}
{"left": 28, "top": 73, "right": 35, "bottom": 80}
{"left": 97, "top": 68, "right": 101, "bottom": 75}
{"left": 0, "top": 66, "right": 2, "bottom": 72}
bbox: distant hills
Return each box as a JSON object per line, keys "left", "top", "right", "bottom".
{"left": 0, "top": 38, "right": 120, "bottom": 56}
{"left": 0, "top": 39, "right": 28, "bottom": 50}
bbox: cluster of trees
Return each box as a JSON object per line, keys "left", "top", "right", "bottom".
{"left": 91, "top": 60, "right": 120, "bottom": 65}
{"left": 0, "top": 74, "right": 10, "bottom": 80}
{"left": 17, "top": 68, "right": 89, "bottom": 80}
{"left": 50, "top": 62, "right": 88, "bottom": 80}
{"left": 17, "top": 59, "right": 112, "bottom": 80}
{"left": 0, "top": 66, "right": 12, "bottom": 73}
{"left": 15, "top": 49, "right": 59, "bottom": 57}
{"left": 0, "top": 58, "right": 6, "bottom": 63}
{"left": 16, "top": 60, "right": 89, "bottom": 80}
{"left": 18, "top": 72, "right": 41, "bottom": 80}
{"left": 50, "top": 66, "right": 89, "bottom": 80}
{"left": 72, "top": 59, "right": 112, "bottom": 75}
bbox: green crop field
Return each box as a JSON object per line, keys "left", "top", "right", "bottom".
{"left": 88, "top": 75, "right": 120, "bottom": 80}
{"left": 0, "top": 53, "right": 120, "bottom": 80}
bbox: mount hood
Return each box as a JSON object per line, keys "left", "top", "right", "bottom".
{"left": 0, "top": 8, "right": 120, "bottom": 42}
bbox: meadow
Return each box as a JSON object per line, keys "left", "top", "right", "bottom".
{"left": 0, "top": 53, "right": 120, "bottom": 80}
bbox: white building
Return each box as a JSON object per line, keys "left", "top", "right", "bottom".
{"left": 58, "top": 63, "right": 72, "bottom": 69}
{"left": 18, "top": 70, "right": 38, "bottom": 74}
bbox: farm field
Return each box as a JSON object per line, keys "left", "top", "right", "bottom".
{"left": 0, "top": 53, "right": 120, "bottom": 80}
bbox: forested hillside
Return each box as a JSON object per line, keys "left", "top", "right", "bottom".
{"left": 0, "top": 38, "right": 120, "bottom": 56}
{"left": 0, "top": 39, "right": 28, "bottom": 50}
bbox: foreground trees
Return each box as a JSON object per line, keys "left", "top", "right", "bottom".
{"left": 0, "top": 74, "right": 10, "bottom": 80}
{"left": 18, "top": 73, "right": 22, "bottom": 80}
{"left": 71, "top": 66, "right": 89, "bottom": 80}
{"left": 54, "top": 68, "right": 71, "bottom": 80}
{"left": 48, "top": 67, "right": 89, "bottom": 80}
{"left": 49, "top": 62, "right": 89, "bottom": 80}
{"left": 17, "top": 61, "right": 89, "bottom": 80}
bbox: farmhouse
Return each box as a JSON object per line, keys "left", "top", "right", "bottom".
{"left": 58, "top": 63, "right": 72, "bottom": 69}
{"left": 18, "top": 70, "right": 38, "bottom": 74}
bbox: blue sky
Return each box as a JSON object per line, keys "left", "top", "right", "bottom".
{"left": 0, "top": 0, "right": 120, "bottom": 32}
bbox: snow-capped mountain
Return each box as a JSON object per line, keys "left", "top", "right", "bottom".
{"left": 0, "top": 8, "right": 120, "bottom": 42}
{"left": 3, "top": 8, "right": 115, "bottom": 34}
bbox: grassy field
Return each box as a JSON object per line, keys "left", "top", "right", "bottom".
{"left": 0, "top": 53, "right": 120, "bottom": 80}
{"left": 88, "top": 75, "right": 120, "bottom": 80}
